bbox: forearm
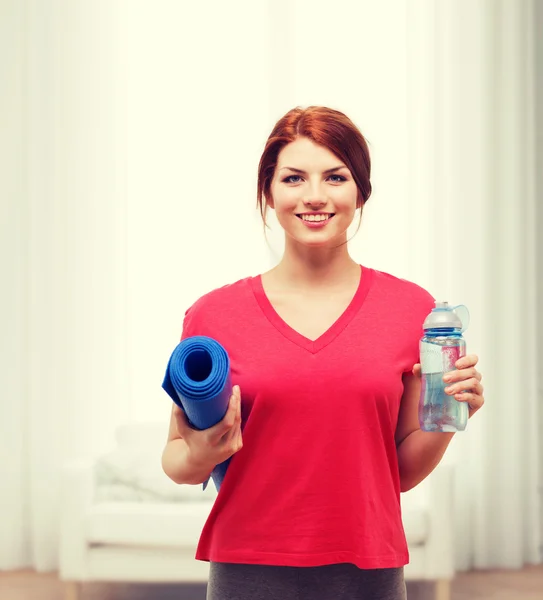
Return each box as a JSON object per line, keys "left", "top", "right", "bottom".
{"left": 397, "top": 429, "right": 455, "bottom": 492}
{"left": 161, "top": 439, "right": 214, "bottom": 485}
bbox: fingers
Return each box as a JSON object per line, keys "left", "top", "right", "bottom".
{"left": 417, "top": 353, "right": 485, "bottom": 421}
{"left": 443, "top": 370, "right": 485, "bottom": 417}
{"left": 222, "top": 391, "right": 242, "bottom": 443}
{"left": 174, "top": 384, "right": 242, "bottom": 441}
{"left": 222, "top": 416, "right": 243, "bottom": 450}
{"left": 454, "top": 354, "right": 479, "bottom": 371}
{"left": 454, "top": 391, "right": 485, "bottom": 416}
{"left": 215, "top": 385, "right": 243, "bottom": 454}
{"left": 174, "top": 385, "right": 243, "bottom": 468}
{"left": 443, "top": 356, "right": 482, "bottom": 388}
{"left": 444, "top": 377, "right": 483, "bottom": 397}
{"left": 443, "top": 365, "right": 482, "bottom": 384}
{"left": 234, "top": 424, "right": 243, "bottom": 452}
{"left": 209, "top": 386, "right": 241, "bottom": 439}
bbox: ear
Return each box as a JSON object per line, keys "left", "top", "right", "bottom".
{"left": 265, "top": 193, "right": 275, "bottom": 210}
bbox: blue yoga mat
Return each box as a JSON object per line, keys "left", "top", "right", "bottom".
{"left": 162, "top": 335, "right": 232, "bottom": 491}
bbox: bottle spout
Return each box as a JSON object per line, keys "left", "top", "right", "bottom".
{"left": 423, "top": 301, "right": 470, "bottom": 331}
{"left": 452, "top": 304, "right": 470, "bottom": 333}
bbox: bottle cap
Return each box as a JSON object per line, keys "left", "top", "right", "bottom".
{"left": 423, "top": 301, "right": 469, "bottom": 332}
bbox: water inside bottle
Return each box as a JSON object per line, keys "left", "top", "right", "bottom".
{"left": 419, "top": 372, "right": 467, "bottom": 432}
{"left": 419, "top": 338, "right": 468, "bottom": 432}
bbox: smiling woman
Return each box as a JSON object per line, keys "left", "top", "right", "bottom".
{"left": 270, "top": 138, "right": 358, "bottom": 240}
{"left": 162, "top": 105, "right": 486, "bottom": 600}
{"left": 257, "top": 106, "right": 372, "bottom": 246}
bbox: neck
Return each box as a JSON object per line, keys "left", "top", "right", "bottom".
{"left": 273, "top": 239, "right": 360, "bottom": 291}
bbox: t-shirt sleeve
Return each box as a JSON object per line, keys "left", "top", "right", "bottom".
{"left": 180, "top": 304, "right": 195, "bottom": 341}
{"left": 178, "top": 289, "right": 215, "bottom": 341}
{"left": 163, "top": 304, "right": 197, "bottom": 401}
{"left": 179, "top": 294, "right": 210, "bottom": 341}
{"left": 404, "top": 286, "right": 436, "bottom": 371}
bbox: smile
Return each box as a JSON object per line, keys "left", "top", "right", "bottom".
{"left": 296, "top": 213, "right": 334, "bottom": 222}
{"left": 296, "top": 214, "right": 335, "bottom": 228}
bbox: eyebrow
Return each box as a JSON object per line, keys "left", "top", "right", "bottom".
{"left": 279, "top": 165, "right": 348, "bottom": 175}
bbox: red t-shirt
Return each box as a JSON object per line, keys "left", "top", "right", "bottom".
{"left": 179, "top": 265, "right": 435, "bottom": 569}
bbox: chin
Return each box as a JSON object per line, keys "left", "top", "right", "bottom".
{"left": 290, "top": 234, "right": 342, "bottom": 248}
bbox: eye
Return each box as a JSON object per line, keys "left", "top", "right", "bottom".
{"left": 282, "top": 175, "right": 302, "bottom": 184}
{"left": 281, "top": 173, "right": 347, "bottom": 184}
{"left": 328, "top": 174, "right": 347, "bottom": 183}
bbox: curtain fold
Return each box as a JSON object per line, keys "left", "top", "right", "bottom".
{"left": 405, "top": 0, "right": 541, "bottom": 569}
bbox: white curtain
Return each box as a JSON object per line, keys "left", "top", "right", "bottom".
{"left": 402, "top": 0, "right": 541, "bottom": 569}
{"left": 1, "top": 0, "right": 540, "bottom": 572}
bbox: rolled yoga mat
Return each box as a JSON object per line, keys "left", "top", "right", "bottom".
{"left": 162, "top": 335, "right": 232, "bottom": 491}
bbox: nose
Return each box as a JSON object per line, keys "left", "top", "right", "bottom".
{"left": 303, "top": 198, "right": 327, "bottom": 212}
{"left": 303, "top": 184, "right": 327, "bottom": 209}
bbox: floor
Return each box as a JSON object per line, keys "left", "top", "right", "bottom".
{"left": 0, "top": 566, "right": 542, "bottom": 600}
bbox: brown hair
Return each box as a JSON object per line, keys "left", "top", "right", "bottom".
{"left": 256, "top": 106, "right": 372, "bottom": 240}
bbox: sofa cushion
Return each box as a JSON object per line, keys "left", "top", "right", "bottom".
{"left": 86, "top": 501, "right": 214, "bottom": 548}
{"left": 86, "top": 500, "right": 429, "bottom": 550}
{"left": 401, "top": 482, "right": 430, "bottom": 547}
{"left": 402, "top": 507, "right": 428, "bottom": 546}
{"left": 94, "top": 446, "right": 218, "bottom": 503}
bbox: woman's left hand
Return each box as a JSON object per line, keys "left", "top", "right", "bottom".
{"left": 412, "top": 354, "right": 485, "bottom": 418}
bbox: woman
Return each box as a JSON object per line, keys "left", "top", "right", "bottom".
{"left": 162, "top": 106, "right": 484, "bottom": 600}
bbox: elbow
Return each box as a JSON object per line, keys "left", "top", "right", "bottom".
{"left": 161, "top": 459, "right": 178, "bottom": 485}
{"left": 161, "top": 446, "right": 185, "bottom": 485}
{"left": 161, "top": 445, "right": 209, "bottom": 486}
{"left": 163, "top": 468, "right": 184, "bottom": 486}
{"left": 400, "top": 479, "right": 415, "bottom": 493}
{"left": 400, "top": 470, "right": 429, "bottom": 493}
{"left": 399, "top": 469, "right": 421, "bottom": 493}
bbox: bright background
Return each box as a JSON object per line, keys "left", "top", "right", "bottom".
{"left": 1, "top": 0, "right": 542, "bottom": 575}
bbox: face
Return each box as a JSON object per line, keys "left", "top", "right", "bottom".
{"left": 268, "top": 137, "right": 360, "bottom": 247}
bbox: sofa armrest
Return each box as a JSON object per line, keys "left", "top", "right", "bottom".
{"left": 58, "top": 459, "right": 95, "bottom": 580}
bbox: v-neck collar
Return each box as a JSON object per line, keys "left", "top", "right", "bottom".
{"left": 250, "top": 265, "right": 373, "bottom": 354}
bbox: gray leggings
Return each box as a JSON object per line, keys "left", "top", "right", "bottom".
{"left": 206, "top": 562, "right": 407, "bottom": 600}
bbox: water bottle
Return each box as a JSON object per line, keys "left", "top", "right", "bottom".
{"left": 419, "top": 301, "right": 470, "bottom": 433}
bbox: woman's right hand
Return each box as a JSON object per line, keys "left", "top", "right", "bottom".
{"left": 173, "top": 385, "right": 243, "bottom": 472}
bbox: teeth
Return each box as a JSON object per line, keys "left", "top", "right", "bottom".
{"left": 301, "top": 214, "right": 331, "bottom": 222}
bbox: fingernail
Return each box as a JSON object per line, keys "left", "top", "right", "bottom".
{"left": 444, "top": 386, "right": 453, "bottom": 393}
{"left": 443, "top": 375, "right": 452, "bottom": 382}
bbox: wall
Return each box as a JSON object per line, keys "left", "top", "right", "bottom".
{"left": 535, "top": 0, "right": 543, "bottom": 561}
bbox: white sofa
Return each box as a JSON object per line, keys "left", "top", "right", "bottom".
{"left": 59, "top": 422, "right": 455, "bottom": 600}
